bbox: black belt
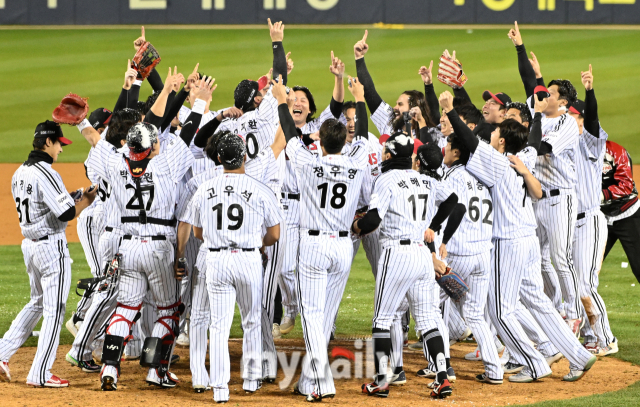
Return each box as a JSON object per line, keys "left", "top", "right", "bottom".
{"left": 540, "top": 189, "right": 560, "bottom": 199}
{"left": 31, "top": 236, "right": 48, "bottom": 242}
{"left": 281, "top": 193, "right": 300, "bottom": 200}
{"left": 577, "top": 212, "right": 585, "bottom": 220}
{"left": 123, "top": 235, "right": 166, "bottom": 241}
{"left": 308, "top": 230, "right": 348, "bottom": 237}
{"left": 121, "top": 216, "right": 177, "bottom": 227}
{"left": 400, "top": 239, "right": 411, "bottom": 245}
{"left": 209, "top": 247, "right": 256, "bottom": 252}
{"left": 105, "top": 227, "right": 113, "bottom": 232}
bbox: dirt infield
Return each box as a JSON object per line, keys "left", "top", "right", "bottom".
{"left": 1, "top": 340, "right": 639, "bottom": 406}
{"left": 3, "top": 162, "right": 640, "bottom": 246}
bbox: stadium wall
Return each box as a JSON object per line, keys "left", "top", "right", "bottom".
{"left": 0, "top": 0, "right": 639, "bottom": 25}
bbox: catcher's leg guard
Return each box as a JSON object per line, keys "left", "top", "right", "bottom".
{"left": 140, "top": 337, "right": 162, "bottom": 368}
{"left": 102, "top": 335, "right": 126, "bottom": 368}
{"left": 150, "top": 301, "right": 185, "bottom": 377}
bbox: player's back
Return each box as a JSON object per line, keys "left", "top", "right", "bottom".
{"left": 372, "top": 169, "right": 437, "bottom": 244}
{"left": 193, "top": 173, "right": 277, "bottom": 249}
{"left": 296, "top": 153, "right": 365, "bottom": 232}
{"left": 12, "top": 162, "right": 73, "bottom": 240}
{"left": 443, "top": 164, "right": 493, "bottom": 255}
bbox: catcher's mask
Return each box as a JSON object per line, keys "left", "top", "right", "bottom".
{"left": 34, "top": 120, "right": 72, "bottom": 146}
{"left": 127, "top": 122, "right": 158, "bottom": 161}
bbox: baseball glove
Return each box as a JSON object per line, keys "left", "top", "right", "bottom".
{"left": 436, "top": 268, "right": 469, "bottom": 301}
{"left": 52, "top": 93, "right": 89, "bottom": 125}
{"left": 132, "top": 41, "right": 161, "bottom": 80}
{"left": 437, "top": 50, "right": 468, "bottom": 89}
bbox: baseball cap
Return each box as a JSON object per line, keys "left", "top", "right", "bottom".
{"left": 34, "top": 120, "right": 72, "bottom": 146}
{"left": 217, "top": 133, "right": 247, "bottom": 168}
{"left": 379, "top": 132, "right": 414, "bottom": 158}
{"left": 413, "top": 138, "right": 423, "bottom": 154}
{"left": 234, "top": 76, "right": 269, "bottom": 112}
{"left": 569, "top": 99, "right": 585, "bottom": 116}
{"left": 482, "top": 91, "right": 511, "bottom": 106}
{"left": 127, "top": 122, "right": 158, "bottom": 161}
{"left": 473, "top": 122, "right": 496, "bottom": 144}
{"left": 88, "top": 108, "right": 112, "bottom": 130}
{"left": 416, "top": 143, "right": 443, "bottom": 171}
{"left": 530, "top": 85, "right": 551, "bottom": 108}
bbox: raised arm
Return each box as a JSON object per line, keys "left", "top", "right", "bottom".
{"left": 582, "top": 64, "right": 600, "bottom": 137}
{"left": 179, "top": 77, "right": 216, "bottom": 146}
{"left": 508, "top": 21, "right": 537, "bottom": 98}
{"left": 146, "top": 67, "right": 180, "bottom": 128}
{"left": 161, "top": 64, "right": 200, "bottom": 132}
{"left": 348, "top": 76, "right": 368, "bottom": 139}
{"left": 354, "top": 31, "right": 384, "bottom": 114}
{"left": 329, "top": 51, "right": 345, "bottom": 116}
{"left": 269, "top": 19, "right": 288, "bottom": 86}
{"left": 273, "top": 75, "right": 299, "bottom": 143}
{"left": 440, "top": 91, "right": 478, "bottom": 153}
{"left": 420, "top": 61, "right": 441, "bottom": 123}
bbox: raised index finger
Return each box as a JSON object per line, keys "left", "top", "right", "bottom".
{"left": 514, "top": 21, "right": 519, "bottom": 33}
{"left": 141, "top": 26, "right": 145, "bottom": 40}
{"left": 192, "top": 63, "right": 199, "bottom": 75}
{"left": 362, "top": 30, "right": 368, "bottom": 43}
{"left": 589, "top": 64, "right": 592, "bottom": 74}
{"left": 331, "top": 50, "right": 334, "bottom": 61}
{"left": 268, "top": 18, "right": 272, "bottom": 29}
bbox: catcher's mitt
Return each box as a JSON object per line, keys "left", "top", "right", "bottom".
{"left": 132, "top": 41, "right": 161, "bottom": 80}
{"left": 52, "top": 93, "right": 89, "bottom": 125}
{"left": 436, "top": 268, "right": 469, "bottom": 301}
{"left": 437, "top": 50, "right": 468, "bottom": 89}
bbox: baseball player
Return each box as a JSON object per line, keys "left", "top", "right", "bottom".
{"left": 79, "top": 68, "right": 195, "bottom": 390}
{"left": 274, "top": 75, "right": 368, "bottom": 401}
{"left": 352, "top": 136, "right": 459, "bottom": 398}
{"left": 441, "top": 90, "right": 597, "bottom": 383}
{"left": 67, "top": 108, "right": 113, "bottom": 338}
{"left": 566, "top": 66, "right": 616, "bottom": 355}
{"left": 276, "top": 53, "right": 347, "bottom": 337}
{"left": 1, "top": 121, "right": 97, "bottom": 387}
{"left": 511, "top": 24, "right": 583, "bottom": 334}
{"left": 438, "top": 132, "right": 503, "bottom": 384}
{"left": 184, "top": 133, "right": 282, "bottom": 403}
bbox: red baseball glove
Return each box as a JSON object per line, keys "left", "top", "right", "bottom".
{"left": 132, "top": 41, "right": 161, "bottom": 80}
{"left": 52, "top": 93, "right": 89, "bottom": 125}
{"left": 437, "top": 50, "right": 468, "bottom": 89}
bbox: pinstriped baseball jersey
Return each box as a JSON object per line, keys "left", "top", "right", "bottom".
{"left": 217, "top": 90, "right": 279, "bottom": 161}
{"left": 300, "top": 104, "right": 347, "bottom": 134}
{"left": 370, "top": 169, "right": 452, "bottom": 244}
{"left": 188, "top": 173, "right": 282, "bottom": 249}
{"left": 442, "top": 164, "right": 493, "bottom": 255}
{"left": 87, "top": 136, "right": 194, "bottom": 237}
{"left": 178, "top": 105, "right": 222, "bottom": 128}
{"left": 466, "top": 142, "right": 538, "bottom": 239}
{"left": 11, "top": 161, "right": 74, "bottom": 239}
{"left": 577, "top": 127, "right": 608, "bottom": 214}
{"left": 286, "top": 135, "right": 368, "bottom": 231}
{"left": 343, "top": 133, "right": 382, "bottom": 209}
{"left": 526, "top": 98, "right": 579, "bottom": 190}
{"left": 370, "top": 101, "right": 397, "bottom": 136}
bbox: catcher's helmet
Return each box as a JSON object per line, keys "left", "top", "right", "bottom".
{"left": 127, "top": 122, "right": 158, "bottom": 161}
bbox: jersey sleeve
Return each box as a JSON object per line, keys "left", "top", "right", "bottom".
{"left": 465, "top": 141, "right": 508, "bottom": 188}
{"left": 257, "top": 89, "right": 279, "bottom": 124}
{"left": 542, "top": 115, "right": 579, "bottom": 154}
{"left": 368, "top": 176, "right": 393, "bottom": 219}
{"left": 86, "top": 138, "right": 119, "bottom": 181}
{"left": 517, "top": 146, "right": 538, "bottom": 174}
{"left": 346, "top": 135, "right": 370, "bottom": 169}
{"left": 164, "top": 135, "right": 196, "bottom": 182}
{"left": 176, "top": 178, "right": 199, "bottom": 223}
{"left": 186, "top": 188, "right": 204, "bottom": 228}
{"left": 434, "top": 181, "right": 455, "bottom": 206}
{"left": 285, "top": 137, "right": 316, "bottom": 170}
{"left": 370, "top": 100, "right": 393, "bottom": 136}
{"left": 582, "top": 126, "right": 608, "bottom": 159}
{"left": 246, "top": 147, "right": 276, "bottom": 184}
{"left": 40, "top": 170, "right": 74, "bottom": 217}
{"left": 178, "top": 105, "right": 191, "bottom": 124}
{"left": 261, "top": 185, "right": 283, "bottom": 228}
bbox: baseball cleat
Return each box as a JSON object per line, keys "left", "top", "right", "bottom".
{"left": 417, "top": 368, "right": 436, "bottom": 378}
{"left": 403, "top": 331, "right": 409, "bottom": 347}
{"left": 0, "top": 361, "right": 11, "bottom": 382}
{"left": 101, "top": 375, "right": 117, "bottom": 391}
{"left": 361, "top": 381, "right": 389, "bottom": 397}
{"left": 146, "top": 369, "right": 179, "bottom": 388}
{"left": 272, "top": 323, "right": 282, "bottom": 340}
{"left": 389, "top": 370, "right": 406, "bottom": 386}
{"left": 563, "top": 355, "right": 597, "bottom": 382}
{"left": 194, "top": 385, "right": 211, "bottom": 393}
{"left": 545, "top": 352, "right": 564, "bottom": 366}
{"left": 503, "top": 362, "right": 524, "bottom": 374}
{"left": 28, "top": 375, "right": 70, "bottom": 388}
{"left": 408, "top": 340, "right": 423, "bottom": 351}
{"left": 458, "top": 327, "right": 473, "bottom": 342}
{"left": 262, "top": 376, "right": 277, "bottom": 384}
{"left": 602, "top": 338, "right": 619, "bottom": 356}
{"left": 176, "top": 332, "right": 190, "bottom": 347}
{"left": 465, "top": 347, "right": 483, "bottom": 361}
{"left": 429, "top": 379, "right": 453, "bottom": 399}
{"left": 584, "top": 342, "right": 605, "bottom": 356}
{"left": 476, "top": 373, "right": 503, "bottom": 385}
{"left": 293, "top": 381, "right": 308, "bottom": 396}
{"left": 171, "top": 354, "right": 180, "bottom": 364}
{"left": 67, "top": 353, "right": 101, "bottom": 373}
{"left": 507, "top": 371, "right": 534, "bottom": 383}
{"left": 447, "top": 367, "right": 456, "bottom": 383}
{"left": 305, "top": 390, "right": 335, "bottom": 402}
{"left": 279, "top": 317, "right": 295, "bottom": 335}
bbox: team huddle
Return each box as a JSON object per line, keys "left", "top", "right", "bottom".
{"left": 3, "top": 20, "right": 632, "bottom": 403}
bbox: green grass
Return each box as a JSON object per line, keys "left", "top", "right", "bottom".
{"left": 1, "top": 28, "right": 639, "bottom": 161}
